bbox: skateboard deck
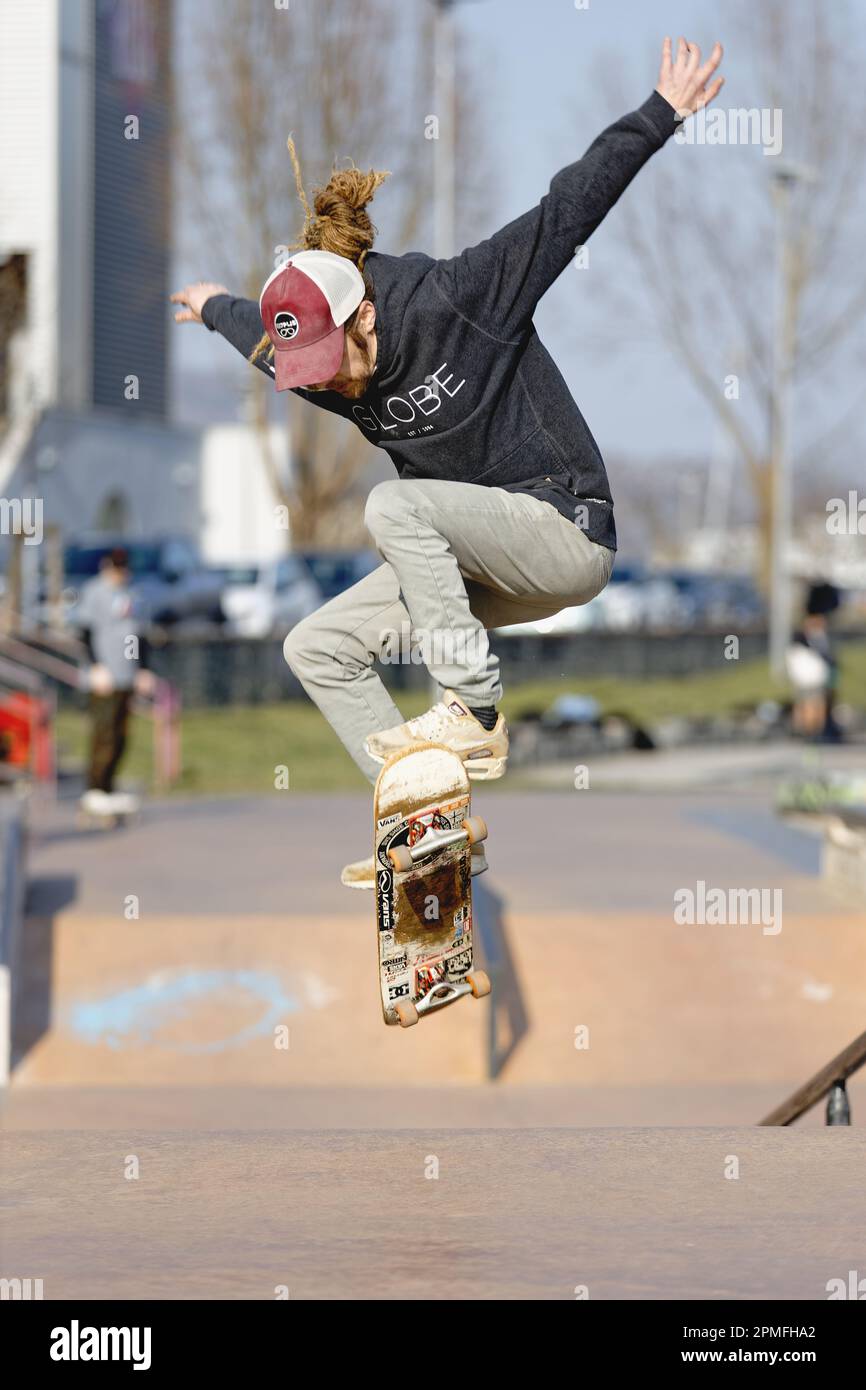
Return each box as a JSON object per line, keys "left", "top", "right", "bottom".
{"left": 373, "top": 742, "right": 491, "bottom": 1027}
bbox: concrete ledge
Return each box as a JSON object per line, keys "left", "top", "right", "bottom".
{"left": 5, "top": 1079, "right": 865, "bottom": 1131}
{"left": 823, "top": 816, "right": 866, "bottom": 904}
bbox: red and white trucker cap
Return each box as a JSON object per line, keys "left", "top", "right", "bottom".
{"left": 259, "top": 250, "right": 366, "bottom": 390}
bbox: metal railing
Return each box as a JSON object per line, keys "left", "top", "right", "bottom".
{"left": 0, "top": 623, "right": 182, "bottom": 792}
{"left": 759, "top": 1027, "right": 866, "bottom": 1126}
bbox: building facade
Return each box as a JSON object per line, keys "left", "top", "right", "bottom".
{"left": 0, "top": 0, "right": 205, "bottom": 597}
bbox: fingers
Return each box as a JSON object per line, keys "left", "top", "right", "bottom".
{"left": 170, "top": 286, "right": 200, "bottom": 325}
{"left": 695, "top": 75, "right": 725, "bottom": 111}
{"left": 170, "top": 290, "right": 193, "bottom": 321}
{"left": 659, "top": 35, "right": 673, "bottom": 84}
{"left": 695, "top": 41, "right": 724, "bottom": 87}
{"left": 674, "top": 37, "right": 724, "bottom": 113}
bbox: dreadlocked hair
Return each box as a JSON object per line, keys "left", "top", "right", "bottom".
{"left": 250, "top": 136, "right": 389, "bottom": 370}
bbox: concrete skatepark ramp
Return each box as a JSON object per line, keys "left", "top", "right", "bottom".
{"left": 3, "top": 788, "right": 865, "bottom": 1298}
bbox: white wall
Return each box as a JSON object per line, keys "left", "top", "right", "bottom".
{"left": 200, "top": 423, "right": 292, "bottom": 563}
{"left": 0, "top": 0, "right": 61, "bottom": 412}
{"left": 0, "top": 0, "right": 94, "bottom": 417}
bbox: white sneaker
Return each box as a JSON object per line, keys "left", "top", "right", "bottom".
{"left": 364, "top": 690, "right": 508, "bottom": 780}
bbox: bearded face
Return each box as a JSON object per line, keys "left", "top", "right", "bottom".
{"left": 306, "top": 319, "right": 375, "bottom": 398}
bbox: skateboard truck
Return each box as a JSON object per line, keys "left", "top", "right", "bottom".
{"left": 411, "top": 973, "right": 489, "bottom": 1021}
{"left": 387, "top": 815, "right": 487, "bottom": 873}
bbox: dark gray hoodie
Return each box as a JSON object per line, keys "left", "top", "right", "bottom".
{"left": 202, "top": 91, "right": 679, "bottom": 551}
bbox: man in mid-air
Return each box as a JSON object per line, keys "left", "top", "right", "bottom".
{"left": 173, "top": 36, "right": 724, "bottom": 886}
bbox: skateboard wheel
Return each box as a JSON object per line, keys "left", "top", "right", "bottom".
{"left": 395, "top": 999, "right": 419, "bottom": 1028}
{"left": 463, "top": 815, "right": 488, "bottom": 845}
{"left": 466, "top": 970, "right": 491, "bottom": 999}
{"left": 388, "top": 845, "right": 414, "bottom": 873}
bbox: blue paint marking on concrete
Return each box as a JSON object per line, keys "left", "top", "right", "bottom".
{"left": 685, "top": 807, "right": 821, "bottom": 875}
{"left": 68, "top": 969, "right": 297, "bottom": 1054}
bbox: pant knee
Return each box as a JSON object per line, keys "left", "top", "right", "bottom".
{"left": 283, "top": 618, "right": 318, "bottom": 677}
{"left": 284, "top": 614, "right": 372, "bottom": 684}
{"left": 364, "top": 480, "right": 410, "bottom": 539}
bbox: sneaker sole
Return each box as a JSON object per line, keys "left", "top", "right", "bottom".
{"left": 365, "top": 747, "right": 508, "bottom": 780}
{"left": 465, "top": 755, "right": 508, "bottom": 780}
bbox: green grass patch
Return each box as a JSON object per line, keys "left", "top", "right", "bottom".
{"left": 56, "top": 642, "right": 866, "bottom": 795}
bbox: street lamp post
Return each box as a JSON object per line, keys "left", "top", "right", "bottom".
{"left": 768, "top": 169, "right": 795, "bottom": 679}
{"left": 768, "top": 161, "right": 814, "bottom": 679}
{"left": 432, "top": 0, "right": 457, "bottom": 260}
{"left": 428, "top": 0, "right": 459, "bottom": 698}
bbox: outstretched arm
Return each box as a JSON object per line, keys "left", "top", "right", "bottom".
{"left": 435, "top": 37, "right": 724, "bottom": 340}
{"left": 171, "top": 282, "right": 276, "bottom": 381}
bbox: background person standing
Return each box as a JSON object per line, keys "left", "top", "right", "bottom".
{"left": 786, "top": 581, "right": 842, "bottom": 742}
{"left": 76, "top": 547, "right": 155, "bottom": 815}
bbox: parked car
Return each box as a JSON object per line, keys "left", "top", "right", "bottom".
{"left": 61, "top": 536, "right": 226, "bottom": 628}
{"left": 296, "top": 550, "right": 379, "bottom": 602}
{"left": 633, "top": 575, "right": 692, "bottom": 631}
{"left": 495, "top": 561, "right": 650, "bottom": 636}
{"left": 663, "top": 571, "right": 765, "bottom": 628}
{"left": 218, "top": 555, "right": 322, "bottom": 638}
{"left": 495, "top": 602, "right": 597, "bottom": 637}
{"left": 496, "top": 563, "right": 763, "bottom": 638}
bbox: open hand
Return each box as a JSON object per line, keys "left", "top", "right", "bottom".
{"left": 170, "top": 282, "right": 230, "bottom": 325}
{"left": 656, "top": 37, "right": 724, "bottom": 118}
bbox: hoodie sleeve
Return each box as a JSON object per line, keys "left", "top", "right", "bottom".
{"left": 201, "top": 294, "right": 276, "bottom": 381}
{"left": 435, "top": 92, "right": 679, "bottom": 340}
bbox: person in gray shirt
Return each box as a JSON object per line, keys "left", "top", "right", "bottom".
{"left": 75, "top": 547, "right": 154, "bottom": 813}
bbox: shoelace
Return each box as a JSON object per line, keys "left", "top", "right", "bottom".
{"left": 407, "top": 701, "right": 461, "bottom": 736}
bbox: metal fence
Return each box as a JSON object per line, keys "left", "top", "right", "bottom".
{"left": 59, "top": 627, "right": 865, "bottom": 710}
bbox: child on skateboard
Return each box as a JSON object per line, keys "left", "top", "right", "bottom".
{"left": 173, "top": 37, "right": 724, "bottom": 886}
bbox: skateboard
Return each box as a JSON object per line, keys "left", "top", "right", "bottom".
{"left": 373, "top": 742, "right": 491, "bottom": 1027}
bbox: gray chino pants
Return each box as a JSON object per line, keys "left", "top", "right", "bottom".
{"left": 284, "top": 478, "right": 614, "bottom": 782}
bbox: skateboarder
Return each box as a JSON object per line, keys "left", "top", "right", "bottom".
{"left": 173, "top": 36, "right": 723, "bottom": 884}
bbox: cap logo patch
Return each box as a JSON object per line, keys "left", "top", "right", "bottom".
{"left": 274, "top": 311, "right": 299, "bottom": 340}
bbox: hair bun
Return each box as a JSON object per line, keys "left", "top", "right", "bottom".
{"left": 315, "top": 167, "right": 387, "bottom": 214}
{"left": 285, "top": 137, "right": 390, "bottom": 269}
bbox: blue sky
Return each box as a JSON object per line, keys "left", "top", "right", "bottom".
{"left": 456, "top": 0, "right": 724, "bottom": 457}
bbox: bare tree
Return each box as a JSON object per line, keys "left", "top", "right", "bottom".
{"left": 574, "top": 0, "right": 866, "bottom": 575}
{"left": 176, "top": 0, "right": 490, "bottom": 546}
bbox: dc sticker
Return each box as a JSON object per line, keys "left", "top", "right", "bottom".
{"left": 275, "top": 311, "right": 299, "bottom": 340}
